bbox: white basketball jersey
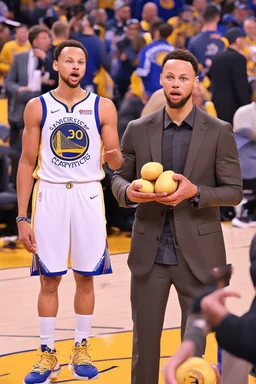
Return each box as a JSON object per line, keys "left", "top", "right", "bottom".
{"left": 34, "top": 91, "right": 104, "bottom": 183}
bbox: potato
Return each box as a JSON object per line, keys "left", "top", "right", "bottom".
{"left": 133, "top": 179, "right": 155, "bottom": 193}
{"left": 155, "top": 170, "right": 177, "bottom": 194}
{"left": 141, "top": 162, "right": 163, "bottom": 180}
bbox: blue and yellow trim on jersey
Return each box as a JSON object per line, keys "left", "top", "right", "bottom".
{"left": 49, "top": 90, "right": 90, "bottom": 113}
{"left": 73, "top": 240, "right": 112, "bottom": 276}
{"left": 39, "top": 95, "right": 47, "bottom": 129}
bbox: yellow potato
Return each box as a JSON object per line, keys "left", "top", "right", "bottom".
{"left": 141, "top": 162, "right": 163, "bottom": 181}
{"left": 133, "top": 179, "right": 155, "bottom": 193}
{"left": 155, "top": 170, "right": 177, "bottom": 194}
{"left": 176, "top": 357, "right": 217, "bottom": 384}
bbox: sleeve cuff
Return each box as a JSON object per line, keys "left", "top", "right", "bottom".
{"left": 125, "top": 186, "right": 138, "bottom": 208}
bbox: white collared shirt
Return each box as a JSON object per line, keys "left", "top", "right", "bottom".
{"left": 27, "top": 49, "right": 41, "bottom": 92}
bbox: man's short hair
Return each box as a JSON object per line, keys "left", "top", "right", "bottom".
{"left": 162, "top": 49, "right": 199, "bottom": 75}
{"left": 52, "top": 21, "right": 69, "bottom": 37}
{"left": 54, "top": 39, "right": 88, "bottom": 61}
{"left": 28, "top": 25, "right": 50, "bottom": 45}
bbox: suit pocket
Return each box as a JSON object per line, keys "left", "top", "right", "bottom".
{"left": 198, "top": 221, "right": 221, "bottom": 236}
{"left": 133, "top": 217, "right": 145, "bottom": 234}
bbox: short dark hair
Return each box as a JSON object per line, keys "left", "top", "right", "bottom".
{"left": 159, "top": 23, "right": 173, "bottom": 39}
{"left": 28, "top": 25, "right": 50, "bottom": 45}
{"left": 203, "top": 4, "right": 221, "bottom": 23}
{"left": 54, "top": 40, "right": 88, "bottom": 61}
{"left": 162, "top": 49, "right": 198, "bottom": 75}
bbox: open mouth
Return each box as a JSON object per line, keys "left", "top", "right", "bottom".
{"left": 170, "top": 91, "right": 182, "bottom": 100}
{"left": 69, "top": 73, "right": 79, "bottom": 81}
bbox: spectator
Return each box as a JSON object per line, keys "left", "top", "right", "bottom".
{"left": 27, "top": 0, "right": 58, "bottom": 27}
{"left": 4, "top": 25, "right": 53, "bottom": 186}
{"left": 0, "top": 24, "right": 30, "bottom": 77}
{"left": 233, "top": 2, "right": 251, "bottom": 26}
{"left": 51, "top": 20, "right": 69, "bottom": 46}
{"left": 74, "top": 15, "right": 111, "bottom": 92}
{"left": 136, "top": 18, "right": 174, "bottom": 97}
{"left": 0, "top": 18, "right": 12, "bottom": 51}
{"left": 209, "top": 27, "right": 251, "bottom": 124}
{"left": 140, "top": 2, "right": 158, "bottom": 32}
{"left": 151, "top": 0, "right": 185, "bottom": 21}
{"left": 187, "top": 4, "right": 225, "bottom": 80}
{"left": 231, "top": 81, "right": 256, "bottom": 228}
{"left": 105, "top": 0, "right": 131, "bottom": 53}
{"left": 113, "top": 18, "right": 143, "bottom": 100}
{"left": 167, "top": 5, "right": 196, "bottom": 48}
{"left": 89, "top": 8, "right": 108, "bottom": 41}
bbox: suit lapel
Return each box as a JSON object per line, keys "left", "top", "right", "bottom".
{"left": 147, "top": 108, "right": 165, "bottom": 163}
{"left": 183, "top": 106, "right": 208, "bottom": 179}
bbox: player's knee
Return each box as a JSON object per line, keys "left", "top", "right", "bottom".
{"left": 75, "top": 274, "right": 94, "bottom": 293}
{"left": 40, "top": 275, "right": 62, "bottom": 294}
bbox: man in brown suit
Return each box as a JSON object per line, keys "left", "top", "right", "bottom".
{"left": 111, "top": 49, "right": 243, "bottom": 384}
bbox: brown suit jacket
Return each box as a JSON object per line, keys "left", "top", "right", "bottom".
{"left": 111, "top": 106, "right": 243, "bottom": 283}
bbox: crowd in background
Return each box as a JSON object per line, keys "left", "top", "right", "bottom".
{"left": 0, "top": 0, "right": 256, "bottom": 240}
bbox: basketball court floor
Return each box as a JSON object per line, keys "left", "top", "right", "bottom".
{"left": 0, "top": 224, "right": 255, "bottom": 383}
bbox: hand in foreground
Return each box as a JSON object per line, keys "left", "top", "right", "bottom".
{"left": 126, "top": 180, "right": 165, "bottom": 203}
{"left": 154, "top": 173, "right": 197, "bottom": 206}
{"left": 162, "top": 340, "right": 221, "bottom": 384}
{"left": 201, "top": 287, "right": 241, "bottom": 326}
{"left": 103, "top": 149, "right": 123, "bottom": 170}
{"left": 18, "top": 221, "right": 36, "bottom": 253}
{"left": 162, "top": 340, "right": 195, "bottom": 384}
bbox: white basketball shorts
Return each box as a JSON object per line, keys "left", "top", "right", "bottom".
{"left": 30, "top": 180, "right": 112, "bottom": 277}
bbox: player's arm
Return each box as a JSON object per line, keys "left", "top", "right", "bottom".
{"left": 99, "top": 97, "right": 123, "bottom": 170}
{"left": 16, "top": 98, "right": 42, "bottom": 253}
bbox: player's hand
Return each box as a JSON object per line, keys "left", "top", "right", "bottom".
{"left": 18, "top": 221, "right": 36, "bottom": 253}
{"left": 201, "top": 288, "right": 241, "bottom": 326}
{"left": 154, "top": 174, "right": 197, "bottom": 206}
{"left": 126, "top": 181, "right": 165, "bottom": 203}
{"left": 103, "top": 149, "right": 123, "bottom": 170}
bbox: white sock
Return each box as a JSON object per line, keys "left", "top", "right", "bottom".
{"left": 39, "top": 317, "right": 56, "bottom": 350}
{"left": 75, "top": 313, "right": 93, "bottom": 344}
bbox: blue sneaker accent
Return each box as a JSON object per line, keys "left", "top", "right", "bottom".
{"left": 23, "top": 347, "right": 60, "bottom": 384}
{"left": 69, "top": 339, "right": 99, "bottom": 380}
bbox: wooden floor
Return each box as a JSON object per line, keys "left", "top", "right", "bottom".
{"left": 0, "top": 224, "right": 255, "bottom": 383}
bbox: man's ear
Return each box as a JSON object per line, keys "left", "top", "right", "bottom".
{"left": 194, "top": 76, "right": 199, "bottom": 88}
{"left": 160, "top": 73, "right": 163, "bottom": 86}
{"left": 53, "top": 60, "right": 58, "bottom": 72}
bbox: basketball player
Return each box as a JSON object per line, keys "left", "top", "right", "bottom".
{"left": 16, "top": 40, "right": 123, "bottom": 384}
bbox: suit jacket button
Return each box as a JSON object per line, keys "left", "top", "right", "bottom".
{"left": 161, "top": 210, "right": 164, "bottom": 216}
{"left": 156, "top": 236, "right": 159, "bottom": 241}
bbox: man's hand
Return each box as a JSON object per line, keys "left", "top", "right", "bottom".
{"left": 162, "top": 341, "right": 196, "bottom": 384}
{"left": 17, "top": 86, "right": 30, "bottom": 93}
{"left": 18, "top": 221, "right": 36, "bottom": 253}
{"left": 126, "top": 181, "right": 165, "bottom": 203}
{"left": 155, "top": 174, "right": 197, "bottom": 206}
{"left": 33, "top": 48, "right": 46, "bottom": 61}
{"left": 201, "top": 288, "right": 241, "bottom": 326}
{"left": 103, "top": 149, "right": 123, "bottom": 170}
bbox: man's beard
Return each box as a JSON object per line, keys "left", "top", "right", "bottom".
{"left": 60, "top": 73, "right": 81, "bottom": 89}
{"left": 164, "top": 90, "right": 192, "bottom": 109}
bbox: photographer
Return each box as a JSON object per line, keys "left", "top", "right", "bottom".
{"left": 163, "top": 234, "right": 256, "bottom": 384}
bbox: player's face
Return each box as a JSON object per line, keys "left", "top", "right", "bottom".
{"left": 160, "top": 59, "right": 199, "bottom": 109}
{"left": 54, "top": 47, "right": 86, "bottom": 89}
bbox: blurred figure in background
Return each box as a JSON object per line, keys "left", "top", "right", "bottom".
{"left": 4, "top": 25, "right": 53, "bottom": 186}
{"left": 136, "top": 18, "right": 174, "bottom": 98}
{"left": 209, "top": 27, "right": 251, "bottom": 124}
{"left": 0, "top": 24, "right": 30, "bottom": 82}
{"left": 74, "top": 14, "right": 111, "bottom": 93}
